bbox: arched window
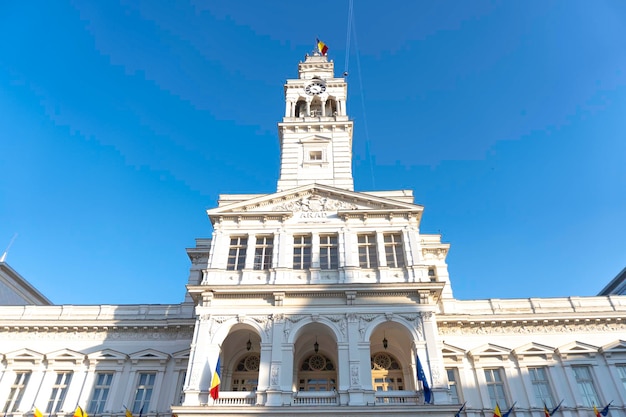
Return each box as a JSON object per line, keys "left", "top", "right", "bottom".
{"left": 298, "top": 353, "right": 336, "bottom": 391}
{"left": 310, "top": 97, "right": 323, "bottom": 117}
{"left": 371, "top": 352, "right": 404, "bottom": 391}
{"left": 231, "top": 353, "right": 259, "bottom": 391}
{"left": 325, "top": 98, "right": 338, "bottom": 116}
{"left": 295, "top": 99, "right": 307, "bottom": 117}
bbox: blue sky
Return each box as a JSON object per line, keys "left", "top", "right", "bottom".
{"left": 1, "top": 1, "right": 625, "bottom": 305}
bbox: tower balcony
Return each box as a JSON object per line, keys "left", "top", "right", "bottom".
{"left": 282, "top": 115, "right": 350, "bottom": 123}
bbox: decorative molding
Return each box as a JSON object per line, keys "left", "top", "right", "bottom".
{"left": 438, "top": 321, "right": 626, "bottom": 335}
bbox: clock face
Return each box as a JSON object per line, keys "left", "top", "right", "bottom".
{"left": 305, "top": 81, "right": 326, "bottom": 95}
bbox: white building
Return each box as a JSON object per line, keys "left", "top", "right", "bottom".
{"left": 1, "top": 52, "right": 625, "bottom": 417}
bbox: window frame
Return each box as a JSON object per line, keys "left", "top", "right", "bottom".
{"left": 3, "top": 371, "right": 31, "bottom": 413}
{"left": 227, "top": 236, "right": 247, "bottom": 271}
{"left": 88, "top": 372, "right": 114, "bottom": 414}
{"left": 132, "top": 372, "right": 156, "bottom": 414}
{"left": 572, "top": 365, "right": 600, "bottom": 407}
{"left": 383, "top": 233, "right": 405, "bottom": 268}
{"left": 528, "top": 367, "right": 555, "bottom": 408}
{"left": 484, "top": 368, "right": 507, "bottom": 409}
{"left": 319, "top": 234, "right": 339, "bottom": 270}
{"left": 358, "top": 233, "right": 379, "bottom": 269}
{"left": 46, "top": 372, "right": 73, "bottom": 414}
{"left": 293, "top": 235, "right": 312, "bottom": 270}
{"left": 253, "top": 235, "right": 274, "bottom": 270}
{"left": 445, "top": 368, "right": 462, "bottom": 403}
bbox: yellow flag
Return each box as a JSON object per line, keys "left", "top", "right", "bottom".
{"left": 125, "top": 409, "right": 133, "bottom": 417}
{"left": 34, "top": 408, "right": 44, "bottom": 417}
{"left": 74, "top": 406, "right": 88, "bottom": 417}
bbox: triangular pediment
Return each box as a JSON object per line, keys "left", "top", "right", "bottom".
{"left": 207, "top": 183, "right": 423, "bottom": 218}
{"left": 46, "top": 348, "right": 85, "bottom": 364}
{"left": 299, "top": 134, "right": 331, "bottom": 144}
{"left": 87, "top": 349, "right": 128, "bottom": 364}
{"left": 5, "top": 348, "right": 44, "bottom": 364}
{"left": 129, "top": 349, "right": 170, "bottom": 364}
{"left": 469, "top": 343, "right": 511, "bottom": 361}
{"left": 600, "top": 340, "right": 626, "bottom": 357}
{"left": 442, "top": 343, "right": 466, "bottom": 362}
{"left": 172, "top": 349, "right": 191, "bottom": 365}
{"left": 556, "top": 341, "right": 598, "bottom": 358}
{"left": 513, "top": 342, "right": 555, "bottom": 360}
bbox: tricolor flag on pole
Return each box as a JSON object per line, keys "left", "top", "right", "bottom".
{"left": 493, "top": 403, "right": 502, "bottom": 417}
{"left": 210, "top": 356, "right": 222, "bottom": 400}
{"left": 34, "top": 408, "right": 43, "bottom": 417}
{"left": 316, "top": 38, "right": 328, "bottom": 56}
{"left": 545, "top": 400, "right": 563, "bottom": 416}
{"left": 594, "top": 402, "right": 612, "bottom": 417}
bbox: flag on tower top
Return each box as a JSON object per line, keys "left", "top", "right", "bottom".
{"left": 317, "top": 38, "right": 328, "bottom": 55}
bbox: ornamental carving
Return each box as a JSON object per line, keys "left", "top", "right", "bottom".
{"left": 287, "top": 315, "right": 307, "bottom": 323}
{"left": 422, "top": 248, "right": 447, "bottom": 260}
{"left": 273, "top": 195, "right": 357, "bottom": 212}
{"left": 399, "top": 314, "right": 419, "bottom": 322}
{"left": 360, "top": 314, "right": 378, "bottom": 322}
{"left": 438, "top": 322, "right": 626, "bottom": 336}
{"left": 271, "top": 364, "right": 280, "bottom": 386}
{"left": 350, "top": 365, "right": 360, "bottom": 385}
{"left": 431, "top": 367, "right": 441, "bottom": 385}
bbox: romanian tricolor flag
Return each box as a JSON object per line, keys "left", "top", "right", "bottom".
{"left": 594, "top": 403, "right": 611, "bottom": 417}
{"left": 210, "top": 356, "right": 222, "bottom": 400}
{"left": 125, "top": 407, "right": 133, "bottom": 417}
{"left": 73, "top": 406, "right": 88, "bottom": 417}
{"left": 544, "top": 404, "right": 551, "bottom": 417}
{"left": 34, "top": 408, "right": 44, "bottom": 417}
{"left": 493, "top": 404, "right": 502, "bottom": 417}
{"left": 316, "top": 38, "right": 328, "bottom": 56}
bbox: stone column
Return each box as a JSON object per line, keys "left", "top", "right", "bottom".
{"left": 420, "top": 311, "right": 449, "bottom": 404}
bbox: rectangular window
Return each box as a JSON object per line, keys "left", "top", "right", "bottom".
{"left": 309, "top": 150, "right": 322, "bottom": 161}
{"left": 293, "top": 235, "right": 312, "bottom": 269}
{"left": 617, "top": 365, "right": 626, "bottom": 392}
{"left": 174, "top": 372, "right": 186, "bottom": 406}
{"left": 446, "top": 368, "right": 461, "bottom": 403}
{"left": 227, "top": 237, "right": 247, "bottom": 271}
{"left": 132, "top": 372, "right": 155, "bottom": 414}
{"left": 253, "top": 236, "right": 273, "bottom": 270}
{"left": 384, "top": 233, "right": 405, "bottom": 268}
{"left": 3, "top": 371, "right": 31, "bottom": 413}
{"left": 358, "top": 234, "right": 378, "bottom": 268}
{"left": 572, "top": 365, "right": 600, "bottom": 407}
{"left": 484, "top": 368, "right": 507, "bottom": 408}
{"left": 88, "top": 372, "right": 113, "bottom": 414}
{"left": 319, "top": 234, "right": 338, "bottom": 270}
{"left": 46, "top": 372, "right": 73, "bottom": 414}
{"left": 528, "top": 367, "right": 554, "bottom": 408}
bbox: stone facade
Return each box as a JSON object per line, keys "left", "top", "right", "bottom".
{"left": 1, "top": 53, "right": 625, "bottom": 417}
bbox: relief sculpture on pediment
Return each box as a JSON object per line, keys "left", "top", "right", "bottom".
{"left": 273, "top": 195, "right": 357, "bottom": 212}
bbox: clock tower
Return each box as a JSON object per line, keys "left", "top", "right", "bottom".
{"left": 277, "top": 52, "right": 354, "bottom": 191}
